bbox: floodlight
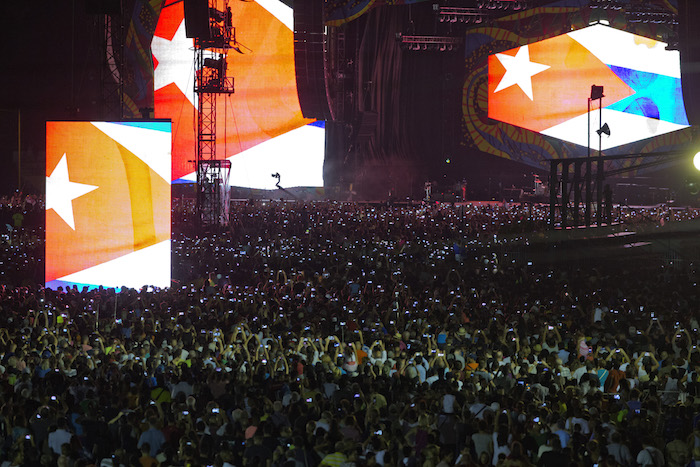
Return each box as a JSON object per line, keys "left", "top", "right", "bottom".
{"left": 596, "top": 123, "right": 611, "bottom": 137}
{"left": 590, "top": 85, "right": 605, "bottom": 100}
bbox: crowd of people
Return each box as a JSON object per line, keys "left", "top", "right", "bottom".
{"left": 0, "top": 198, "right": 699, "bottom": 466}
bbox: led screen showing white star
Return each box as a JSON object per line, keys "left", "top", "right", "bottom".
{"left": 46, "top": 121, "right": 172, "bottom": 290}
{"left": 488, "top": 24, "right": 690, "bottom": 150}
{"left": 152, "top": 1, "right": 325, "bottom": 189}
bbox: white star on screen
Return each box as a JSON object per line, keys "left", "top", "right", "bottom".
{"left": 46, "top": 154, "right": 98, "bottom": 230}
{"left": 152, "top": 19, "right": 197, "bottom": 107}
{"left": 494, "top": 45, "right": 550, "bottom": 100}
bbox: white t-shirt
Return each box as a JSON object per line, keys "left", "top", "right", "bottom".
{"left": 636, "top": 447, "right": 664, "bottom": 467}
{"left": 442, "top": 394, "right": 456, "bottom": 414}
{"left": 565, "top": 417, "right": 590, "bottom": 435}
{"left": 426, "top": 375, "right": 439, "bottom": 386}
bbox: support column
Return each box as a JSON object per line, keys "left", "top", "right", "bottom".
{"left": 573, "top": 161, "right": 581, "bottom": 228}
{"left": 549, "top": 160, "right": 558, "bottom": 228}
{"left": 561, "top": 161, "right": 569, "bottom": 229}
{"left": 596, "top": 157, "right": 604, "bottom": 226}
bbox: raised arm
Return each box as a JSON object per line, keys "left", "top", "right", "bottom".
{"left": 331, "top": 336, "right": 341, "bottom": 361}
{"left": 214, "top": 329, "right": 225, "bottom": 354}
{"left": 242, "top": 332, "right": 253, "bottom": 362}
{"left": 512, "top": 329, "right": 520, "bottom": 353}
{"left": 357, "top": 329, "right": 365, "bottom": 347}
{"left": 618, "top": 348, "right": 631, "bottom": 364}
{"left": 321, "top": 336, "right": 331, "bottom": 354}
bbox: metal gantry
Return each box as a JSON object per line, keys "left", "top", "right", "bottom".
{"left": 549, "top": 151, "right": 689, "bottom": 229}
{"left": 194, "top": 0, "right": 235, "bottom": 229}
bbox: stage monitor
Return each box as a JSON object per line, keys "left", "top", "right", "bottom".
{"left": 46, "top": 121, "right": 172, "bottom": 290}
{"left": 488, "top": 24, "right": 689, "bottom": 150}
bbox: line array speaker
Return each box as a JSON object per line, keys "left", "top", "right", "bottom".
{"left": 294, "top": 0, "right": 331, "bottom": 120}
{"left": 86, "top": 0, "right": 122, "bottom": 15}
{"left": 184, "top": 0, "right": 211, "bottom": 40}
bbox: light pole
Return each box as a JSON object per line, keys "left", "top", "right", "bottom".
{"left": 587, "top": 85, "right": 604, "bottom": 226}
{"left": 0, "top": 109, "right": 21, "bottom": 190}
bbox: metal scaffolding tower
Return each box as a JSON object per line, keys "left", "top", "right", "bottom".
{"left": 193, "top": 0, "right": 235, "bottom": 229}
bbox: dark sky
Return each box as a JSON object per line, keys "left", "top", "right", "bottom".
{"left": 0, "top": 1, "right": 120, "bottom": 193}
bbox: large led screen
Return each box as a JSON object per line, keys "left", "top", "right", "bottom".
{"left": 152, "top": 1, "right": 325, "bottom": 189}
{"left": 488, "top": 24, "right": 689, "bottom": 150}
{"left": 46, "top": 121, "right": 172, "bottom": 290}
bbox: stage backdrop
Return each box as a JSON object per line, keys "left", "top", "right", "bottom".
{"left": 45, "top": 121, "right": 172, "bottom": 290}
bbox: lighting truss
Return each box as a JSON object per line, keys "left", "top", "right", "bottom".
{"left": 475, "top": 0, "right": 530, "bottom": 11}
{"left": 625, "top": 4, "right": 677, "bottom": 25}
{"left": 436, "top": 6, "right": 489, "bottom": 24}
{"left": 588, "top": 0, "right": 624, "bottom": 11}
{"left": 397, "top": 34, "right": 463, "bottom": 52}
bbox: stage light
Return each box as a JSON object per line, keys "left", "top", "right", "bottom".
{"left": 596, "top": 123, "right": 611, "bottom": 137}
{"left": 693, "top": 152, "right": 700, "bottom": 171}
{"left": 590, "top": 85, "right": 605, "bottom": 100}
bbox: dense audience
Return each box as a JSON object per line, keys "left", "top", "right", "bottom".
{"left": 0, "top": 197, "right": 699, "bottom": 466}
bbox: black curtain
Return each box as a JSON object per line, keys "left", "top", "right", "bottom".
{"left": 342, "top": 3, "right": 463, "bottom": 198}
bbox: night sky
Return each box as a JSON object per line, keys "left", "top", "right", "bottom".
{"left": 0, "top": 1, "right": 119, "bottom": 193}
